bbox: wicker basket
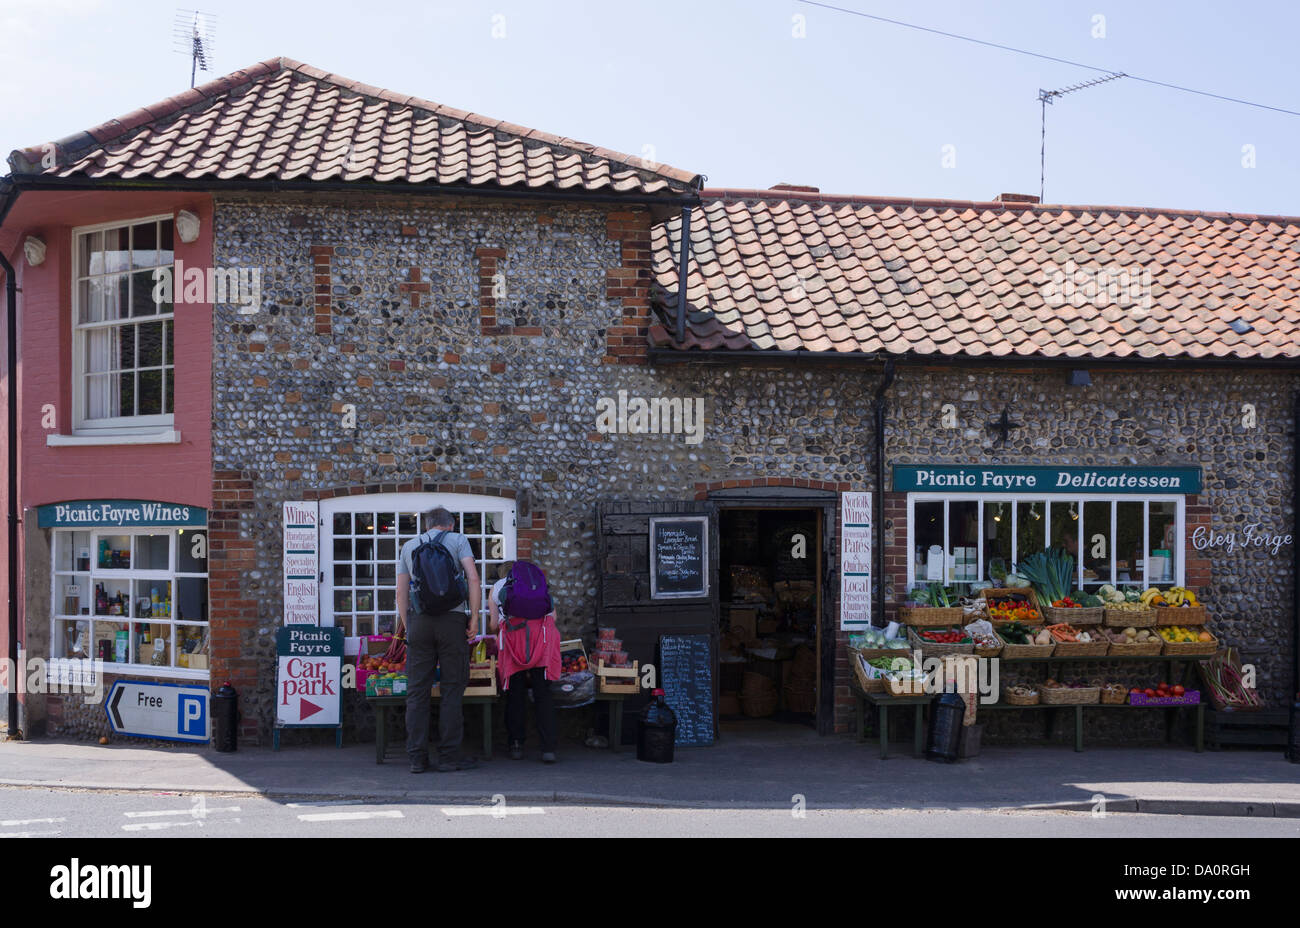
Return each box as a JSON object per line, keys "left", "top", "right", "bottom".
{"left": 740, "top": 692, "right": 778, "bottom": 717}
{"left": 1003, "top": 687, "right": 1040, "bottom": 706}
{"left": 972, "top": 639, "right": 1003, "bottom": 658}
{"left": 898, "top": 605, "right": 964, "bottom": 627}
{"left": 1041, "top": 605, "right": 1104, "bottom": 626}
{"left": 882, "top": 674, "right": 928, "bottom": 697}
{"left": 980, "top": 588, "right": 1044, "bottom": 625}
{"left": 853, "top": 654, "right": 885, "bottom": 694}
{"left": 1104, "top": 606, "right": 1156, "bottom": 627}
{"left": 1152, "top": 604, "right": 1208, "bottom": 625}
{"left": 784, "top": 684, "right": 816, "bottom": 714}
{"left": 718, "top": 692, "right": 742, "bottom": 715}
{"left": 1100, "top": 685, "right": 1129, "bottom": 705}
{"left": 742, "top": 671, "right": 776, "bottom": 695}
{"left": 1160, "top": 630, "right": 1219, "bottom": 657}
{"left": 907, "top": 625, "right": 975, "bottom": 657}
{"left": 1104, "top": 637, "right": 1164, "bottom": 656}
{"left": 995, "top": 627, "right": 1056, "bottom": 659}
{"left": 1038, "top": 684, "right": 1101, "bottom": 705}
{"left": 1051, "top": 636, "right": 1111, "bottom": 658}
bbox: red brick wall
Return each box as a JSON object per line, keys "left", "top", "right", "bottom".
{"left": 209, "top": 469, "right": 260, "bottom": 741}
{"left": 604, "top": 210, "right": 652, "bottom": 365}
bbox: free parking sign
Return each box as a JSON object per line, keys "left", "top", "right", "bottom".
{"left": 105, "top": 680, "right": 211, "bottom": 743}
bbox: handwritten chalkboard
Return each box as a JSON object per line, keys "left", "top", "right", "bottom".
{"left": 649, "top": 516, "right": 708, "bottom": 599}
{"left": 658, "top": 634, "right": 714, "bottom": 746}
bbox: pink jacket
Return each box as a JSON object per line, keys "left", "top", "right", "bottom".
{"left": 497, "top": 611, "right": 562, "bottom": 688}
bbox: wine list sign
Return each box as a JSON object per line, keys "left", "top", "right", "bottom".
{"left": 283, "top": 501, "right": 320, "bottom": 625}
{"left": 841, "top": 492, "right": 872, "bottom": 630}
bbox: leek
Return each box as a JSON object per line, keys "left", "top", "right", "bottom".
{"left": 1016, "top": 548, "right": 1075, "bottom": 604}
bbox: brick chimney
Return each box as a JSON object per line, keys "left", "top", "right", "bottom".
{"left": 994, "top": 193, "right": 1040, "bottom": 203}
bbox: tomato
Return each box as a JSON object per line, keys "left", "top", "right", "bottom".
{"left": 1158, "top": 682, "right": 1169, "bottom": 691}
{"left": 1144, "top": 688, "right": 1156, "bottom": 697}
{"left": 1130, "top": 688, "right": 1142, "bottom": 695}
{"left": 1173, "top": 685, "right": 1185, "bottom": 696}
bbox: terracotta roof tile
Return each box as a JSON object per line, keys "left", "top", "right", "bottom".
{"left": 650, "top": 190, "right": 1300, "bottom": 360}
{"left": 8, "top": 57, "right": 700, "bottom": 197}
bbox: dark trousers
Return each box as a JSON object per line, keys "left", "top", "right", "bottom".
{"left": 506, "top": 667, "right": 557, "bottom": 752}
{"left": 405, "top": 611, "right": 470, "bottom": 763}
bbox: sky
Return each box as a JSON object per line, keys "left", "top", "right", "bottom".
{"left": 1, "top": 0, "right": 1298, "bottom": 214}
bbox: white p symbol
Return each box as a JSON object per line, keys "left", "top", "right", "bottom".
{"left": 182, "top": 698, "right": 203, "bottom": 732}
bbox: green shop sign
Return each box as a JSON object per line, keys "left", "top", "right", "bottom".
{"left": 892, "top": 465, "right": 1202, "bottom": 495}
{"left": 37, "top": 499, "right": 207, "bottom": 528}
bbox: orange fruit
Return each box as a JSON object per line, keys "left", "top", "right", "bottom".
{"left": 1198, "top": 631, "right": 1213, "bottom": 642}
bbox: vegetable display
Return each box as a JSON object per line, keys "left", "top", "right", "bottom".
{"left": 986, "top": 598, "right": 1040, "bottom": 623}
{"left": 1199, "top": 648, "right": 1262, "bottom": 709}
{"left": 1015, "top": 548, "right": 1075, "bottom": 605}
{"left": 1159, "top": 625, "right": 1214, "bottom": 643}
{"left": 918, "top": 628, "right": 971, "bottom": 644}
{"left": 910, "top": 583, "right": 957, "bottom": 607}
{"left": 996, "top": 621, "right": 1039, "bottom": 645}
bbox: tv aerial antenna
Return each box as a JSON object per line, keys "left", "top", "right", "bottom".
{"left": 173, "top": 9, "right": 218, "bottom": 88}
{"left": 1039, "top": 71, "right": 1125, "bottom": 202}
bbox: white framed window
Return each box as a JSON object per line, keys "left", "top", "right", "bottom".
{"left": 72, "top": 215, "right": 176, "bottom": 432}
{"left": 319, "top": 492, "right": 517, "bottom": 637}
{"left": 50, "top": 526, "right": 208, "bottom": 678}
{"left": 906, "top": 493, "right": 1184, "bottom": 595}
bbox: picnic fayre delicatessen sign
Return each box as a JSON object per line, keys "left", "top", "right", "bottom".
{"left": 892, "top": 465, "right": 1202, "bottom": 495}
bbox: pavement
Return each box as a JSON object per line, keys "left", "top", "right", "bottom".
{"left": 2, "top": 720, "right": 1298, "bottom": 816}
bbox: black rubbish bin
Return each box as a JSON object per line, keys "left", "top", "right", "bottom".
{"left": 636, "top": 688, "right": 677, "bottom": 764}
{"left": 925, "top": 690, "right": 965, "bottom": 763}
{"left": 213, "top": 681, "right": 239, "bottom": 753}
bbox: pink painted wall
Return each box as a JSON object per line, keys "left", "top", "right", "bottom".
{"left": 9, "top": 191, "right": 214, "bottom": 511}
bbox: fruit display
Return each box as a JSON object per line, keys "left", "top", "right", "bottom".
{"left": 1101, "top": 626, "right": 1159, "bottom": 644}
{"left": 360, "top": 654, "right": 406, "bottom": 674}
{"left": 996, "top": 621, "right": 1051, "bottom": 646}
{"left": 1145, "top": 586, "right": 1199, "bottom": 608}
{"left": 1044, "top": 623, "right": 1097, "bottom": 643}
{"left": 591, "top": 624, "right": 632, "bottom": 667}
{"left": 1158, "top": 625, "right": 1214, "bottom": 644}
{"left": 561, "top": 652, "right": 589, "bottom": 674}
{"left": 918, "top": 628, "right": 971, "bottom": 644}
{"left": 1106, "top": 600, "right": 1151, "bottom": 614}
{"left": 1128, "top": 681, "right": 1200, "bottom": 705}
{"left": 986, "top": 597, "right": 1041, "bottom": 623}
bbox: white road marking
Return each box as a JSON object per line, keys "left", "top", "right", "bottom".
{"left": 0, "top": 817, "right": 66, "bottom": 826}
{"left": 286, "top": 800, "right": 364, "bottom": 808}
{"left": 440, "top": 806, "right": 545, "bottom": 817}
{"left": 0, "top": 830, "right": 62, "bottom": 838}
{"left": 297, "top": 810, "right": 404, "bottom": 822}
{"left": 123, "top": 806, "right": 241, "bottom": 818}
{"left": 122, "top": 820, "right": 203, "bottom": 832}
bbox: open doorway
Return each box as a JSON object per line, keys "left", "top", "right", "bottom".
{"left": 717, "top": 508, "right": 821, "bottom": 729}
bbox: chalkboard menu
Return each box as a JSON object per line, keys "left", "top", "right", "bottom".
{"left": 649, "top": 516, "right": 709, "bottom": 599}
{"left": 659, "top": 634, "right": 714, "bottom": 746}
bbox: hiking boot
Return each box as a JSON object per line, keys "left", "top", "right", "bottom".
{"left": 409, "top": 758, "right": 429, "bottom": 774}
{"left": 541, "top": 751, "right": 557, "bottom": 764}
{"left": 509, "top": 741, "right": 524, "bottom": 760}
{"left": 436, "top": 756, "right": 478, "bottom": 772}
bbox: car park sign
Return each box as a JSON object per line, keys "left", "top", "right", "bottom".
{"left": 105, "top": 680, "right": 210, "bottom": 743}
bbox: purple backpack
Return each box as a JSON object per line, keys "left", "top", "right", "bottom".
{"left": 502, "top": 560, "right": 552, "bottom": 620}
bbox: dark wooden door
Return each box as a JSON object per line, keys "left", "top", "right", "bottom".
{"left": 597, "top": 500, "right": 719, "bottom": 743}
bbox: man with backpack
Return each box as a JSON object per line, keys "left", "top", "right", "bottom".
{"left": 395, "top": 507, "right": 482, "bottom": 773}
{"left": 488, "top": 560, "right": 560, "bottom": 762}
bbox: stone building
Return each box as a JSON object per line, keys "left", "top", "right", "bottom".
{"left": 3, "top": 58, "right": 1298, "bottom": 748}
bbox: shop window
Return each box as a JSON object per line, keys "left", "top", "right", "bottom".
{"left": 50, "top": 526, "right": 208, "bottom": 676}
{"left": 907, "top": 495, "right": 1184, "bottom": 595}
{"left": 319, "top": 493, "right": 516, "bottom": 637}
{"left": 72, "top": 216, "right": 176, "bottom": 431}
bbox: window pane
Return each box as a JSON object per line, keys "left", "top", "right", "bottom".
{"left": 1049, "top": 500, "right": 1079, "bottom": 564}
{"left": 93, "top": 619, "right": 129, "bottom": 663}
{"left": 333, "top": 563, "right": 351, "bottom": 585}
{"left": 949, "top": 500, "right": 978, "bottom": 586}
{"left": 57, "top": 573, "right": 90, "bottom": 616}
{"left": 133, "top": 579, "right": 172, "bottom": 619}
{"left": 55, "top": 531, "right": 92, "bottom": 572}
{"left": 57, "top": 620, "right": 91, "bottom": 659}
{"left": 83, "top": 373, "right": 113, "bottom": 419}
{"left": 982, "top": 501, "right": 1012, "bottom": 582}
{"left": 83, "top": 326, "right": 115, "bottom": 374}
{"left": 136, "top": 533, "right": 170, "bottom": 570}
{"left": 378, "top": 590, "right": 395, "bottom": 612}
{"left": 177, "top": 578, "right": 207, "bottom": 620}
{"left": 376, "top": 538, "right": 395, "bottom": 562}
{"left": 97, "top": 535, "right": 132, "bottom": 570}
{"left": 334, "top": 591, "right": 353, "bottom": 612}
{"left": 377, "top": 562, "right": 395, "bottom": 582}
{"left": 164, "top": 320, "right": 173, "bottom": 363}
{"left": 177, "top": 530, "right": 207, "bottom": 572}
{"left": 1148, "top": 502, "right": 1177, "bottom": 584}
{"left": 1014, "top": 501, "right": 1046, "bottom": 564}
{"left": 1116, "top": 502, "right": 1143, "bottom": 585}
{"left": 139, "top": 321, "right": 164, "bottom": 366}
{"left": 377, "top": 513, "right": 396, "bottom": 535}
{"left": 103, "top": 227, "right": 130, "bottom": 273}
{"left": 159, "top": 220, "right": 174, "bottom": 262}
{"left": 78, "top": 278, "right": 100, "bottom": 324}
{"left": 463, "top": 512, "right": 482, "bottom": 534}
{"left": 398, "top": 513, "right": 418, "bottom": 534}
{"left": 913, "top": 501, "right": 944, "bottom": 584}
{"left": 355, "top": 539, "right": 374, "bottom": 561}
{"left": 355, "top": 513, "right": 375, "bottom": 534}
{"left": 355, "top": 562, "right": 374, "bottom": 584}
{"left": 163, "top": 367, "right": 174, "bottom": 414}
{"left": 333, "top": 539, "right": 351, "bottom": 560}
{"left": 485, "top": 534, "right": 504, "bottom": 560}
{"left": 132, "top": 222, "right": 158, "bottom": 268}
{"left": 105, "top": 274, "right": 128, "bottom": 322}
{"left": 138, "top": 369, "right": 162, "bottom": 416}
{"left": 333, "top": 513, "right": 351, "bottom": 534}
{"left": 1082, "top": 501, "right": 1112, "bottom": 588}
{"left": 79, "top": 230, "right": 102, "bottom": 276}
{"left": 131, "top": 269, "right": 161, "bottom": 317}
{"left": 119, "top": 371, "right": 136, "bottom": 417}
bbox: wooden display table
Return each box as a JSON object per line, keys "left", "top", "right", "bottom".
{"left": 980, "top": 701, "right": 1205, "bottom": 753}
{"left": 368, "top": 692, "right": 498, "bottom": 764}
{"left": 850, "top": 681, "right": 929, "bottom": 759}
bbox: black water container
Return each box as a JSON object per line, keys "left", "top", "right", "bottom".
{"left": 213, "top": 681, "right": 239, "bottom": 753}
{"left": 636, "top": 688, "right": 677, "bottom": 763}
{"left": 926, "top": 690, "right": 966, "bottom": 763}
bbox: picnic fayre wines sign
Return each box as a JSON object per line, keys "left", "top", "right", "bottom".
{"left": 283, "top": 501, "right": 319, "bottom": 626}
{"left": 892, "top": 465, "right": 1202, "bottom": 495}
{"left": 840, "top": 492, "right": 871, "bottom": 630}
{"left": 37, "top": 499, "right": 206, "bottom": 527}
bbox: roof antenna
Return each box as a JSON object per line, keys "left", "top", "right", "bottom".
{"left": 173, "top": 9, "right": 218, "bottom": 88}
{"left": 1039, "top": 72, "right": 1125, "bottom": 202}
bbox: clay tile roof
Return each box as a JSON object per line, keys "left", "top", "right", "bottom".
{"left": 651, "top": 189, "right": 1300, "bottom": 361}
{"left": 7, "top": 57, "right": 700, "bottom": 197}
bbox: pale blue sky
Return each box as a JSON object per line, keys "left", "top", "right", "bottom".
{"left": 2, "top": 0, "right": 1297, "bottom": 214}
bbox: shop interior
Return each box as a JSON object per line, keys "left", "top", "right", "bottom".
{"left": 717, "top": 508, "right": 821, "bottom": 727}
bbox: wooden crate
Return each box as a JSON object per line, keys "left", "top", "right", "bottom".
{"left": 596, "top": 659, "right": 640, "bottom": 695}
{"left": 433, "top": 657, "right": 498, "bottom": 697}
{"left": 1205, "top": 708, "right": 1289, "bottom": 749}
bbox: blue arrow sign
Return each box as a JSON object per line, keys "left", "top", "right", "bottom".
{"left": 105, "top": 680, "right": 210, "bottom": 743}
